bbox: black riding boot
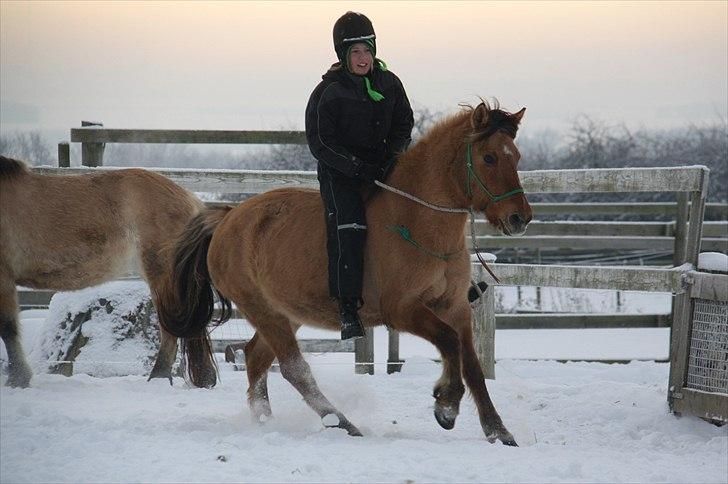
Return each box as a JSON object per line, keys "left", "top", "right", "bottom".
{"left": 468, "top": 281, "right": 489, "bottom": 303}
{"left": 339, "top": 298, "right": 365, "bottom": 340}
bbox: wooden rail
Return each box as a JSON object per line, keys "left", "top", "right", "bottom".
{"left": 71, "top": 128, "right": 308, "bottom": 145}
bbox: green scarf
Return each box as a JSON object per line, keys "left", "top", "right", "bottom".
{"left": 345, "top": 43, "right": 386, "bottom": 102}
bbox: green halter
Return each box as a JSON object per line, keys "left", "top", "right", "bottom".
{"left": 465, "top": 143, "right": 524, "bottom": 202}
{"left": 386, "top": 140, "right": 525, "bottom": 263}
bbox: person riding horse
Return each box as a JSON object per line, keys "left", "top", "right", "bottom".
{"left": 305, "top": 11, "right": 414, "bottom": 340}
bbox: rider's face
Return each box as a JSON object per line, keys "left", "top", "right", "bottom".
{"left": 348, "top": 43, "right": 373, "bottom": 76}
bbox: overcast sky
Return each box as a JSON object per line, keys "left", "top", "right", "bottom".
{"left": 1, "top": 1, "right": 726, "bottom": 139}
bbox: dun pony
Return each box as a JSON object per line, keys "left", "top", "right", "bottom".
{"left": 159, "top": 101, "right": 532, "bottom": 444}
{"left": 0, "top": 158, "right": 217, "bottom": 388}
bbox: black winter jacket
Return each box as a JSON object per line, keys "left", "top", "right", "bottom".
{"left": 305, "top": 63, "right": 414, "bottom": 180}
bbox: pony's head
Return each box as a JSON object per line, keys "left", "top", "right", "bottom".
{"left": 464, "top": 101, "right": 532, "bottom": 235}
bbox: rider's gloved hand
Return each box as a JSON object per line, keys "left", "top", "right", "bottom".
{"left": 356, "top": 160, "right": 382, "bottom": 185}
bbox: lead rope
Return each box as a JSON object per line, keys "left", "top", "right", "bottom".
{"left": 469, "top": 208, "right": 502, "bottom": 284}
{"left": 374, "top": 179, "right": 501, "bottom": 283}
{"left": 374, "top": 180, "right": 468, "bottom": 214}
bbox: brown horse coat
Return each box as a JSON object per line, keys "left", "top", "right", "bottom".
{"left": 0, "top": 157, "right": 205, "bottom": 387}
{"left": 161, "top": 102, "right": 532, "bottom": 444}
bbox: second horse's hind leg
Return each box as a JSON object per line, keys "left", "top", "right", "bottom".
{"left": 248, "top": 311, "right": 362, "bottom": 436}
{"left": 148, "top": 327, "right": 178, "bottom": 384}
{"left": 244, "top": 332, "right": 275, "bottom": 423}
{"left": 0, "top": 283, "right": 32, "bottom": 388}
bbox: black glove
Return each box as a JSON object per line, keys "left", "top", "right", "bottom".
{"left": 380, "top": 154, "right": 398, "bottom": 183}
{"left": 356, "top": 160, "right": 382, "bottom": 185}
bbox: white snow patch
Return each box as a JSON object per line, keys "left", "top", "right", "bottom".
{"left": 29, "top": 281, "right": 159, "bottom": 377}
{"left": 322, "top": 413, "right": 340, "bottom": 427}
{"left": 698, "top": 252, "right": 728, "bottom": 273}
{"left": 2, "top": 310, "right": 727, "bottom": 483}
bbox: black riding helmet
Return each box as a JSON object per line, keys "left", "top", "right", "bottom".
{"left": 333, "top": 11, "right": 377, "bottom": 66}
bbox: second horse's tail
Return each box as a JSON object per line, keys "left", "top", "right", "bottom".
{"left": 157, "top": 206, "right": 233, "bottom": 388}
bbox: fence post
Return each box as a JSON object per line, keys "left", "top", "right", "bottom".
{"left": 80, "top": 121, "right": 105, "bottom": 166}
{"left": 685, "top": 169, "right": 708, "bottom": 267}
{"left": 355, "top": 327, "right": 374, "bottom": 375}
{"left": 668, "top": 276, "right": 694, "bottom": 410}
{"left": 57, "top": 142, "right": 70, "bottom": 167}
{"left": 387, "top": 327, "right": 403, "bottom": 374}
{"left": 673, "top": 192, "right": 689, "bottom": 266}
{"left": 473, "top": 265, "right": 496, "bottom": 379}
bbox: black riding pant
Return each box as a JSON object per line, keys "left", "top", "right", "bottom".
{"left": 318, "top": 170, "right": 367, "bottom": 301}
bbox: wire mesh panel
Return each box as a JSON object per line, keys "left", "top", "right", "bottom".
{"left": 686, "top": 298, "right": 728, "bottom": 394}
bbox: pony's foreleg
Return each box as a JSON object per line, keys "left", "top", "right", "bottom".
{"left": 252, "top": 318, "right": 362, "bottom": 436}
{"left": 148, "top": 327, "right": 178, "bottom": 384}
{"left": 456, "top": 311, "right": 517, "bottom": 446}
{"left": 391, "top": 303, "right": 465, "bottom": 430}
{"left": 244, "top": 332, "right": 275, "bottom": 423}
{"left": 0, "top": 283, "right": 32, "bottom": 388}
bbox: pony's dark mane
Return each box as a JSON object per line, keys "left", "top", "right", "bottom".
{"left": 0, "top": 156, "right": 30, "bottom": 179}
{"left": 465, "top": 99, "right": 520, "bottom": 142}
{"left": 412, "top": 99, "right": 520, "bottom": 153}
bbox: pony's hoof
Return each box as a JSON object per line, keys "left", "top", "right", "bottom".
{"left": 5, "top": 376, "right": 31, "bottom": 388}
{"left": 485, "top": 428, "right": 518, "bottom": 446}
{"left": 147, "top": 372, "right": 173, "bottom": 386}
{"left": 341, "top": 423, "right": 363, "bottom": 437}
{"left": 253, "top": 413, "right": 272, "bottom": 425}
{"left": 190, "top": 367, "right": 217, "bottom": 389}
{"left": 434, "top": 405, "right": 457, "bottom": 430}
{"left": 322, "top": 413, "right": 363, "bottom": 437}
{"left": 4, "top": 365, "right": 32, "bottom": 388}
{"left": 501, "top": 435, "right": 519, "bottom": 447}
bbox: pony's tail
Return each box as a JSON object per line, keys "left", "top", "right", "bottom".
{"left": 157, "top": 206, "right": 233, "bottom": 388}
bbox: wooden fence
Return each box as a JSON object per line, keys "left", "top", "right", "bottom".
{"left": 30, "top": 127, "right": 723, "bottom": 377}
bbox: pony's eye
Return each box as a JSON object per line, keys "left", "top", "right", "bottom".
{"left": 483, "top": 154, "right": 496, "bottom": 165}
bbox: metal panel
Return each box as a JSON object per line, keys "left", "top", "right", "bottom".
{"left": 686, "top": 298, "right": 728, "bottom": 394}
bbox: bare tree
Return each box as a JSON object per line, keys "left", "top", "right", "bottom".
{"left": 0, "top": 131, "right": 53, "bottom": 165}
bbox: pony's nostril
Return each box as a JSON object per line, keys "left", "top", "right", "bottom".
{"left": 509, "top": 213, "right": 523, "bottom": 227}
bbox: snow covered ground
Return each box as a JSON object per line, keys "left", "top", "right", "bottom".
{"left": 2, "top": 309, "right": 727, "bottom": 483}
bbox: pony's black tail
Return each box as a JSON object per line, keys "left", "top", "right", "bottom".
{"left": 156, "top": 206, "right": 233, "bottom": 388}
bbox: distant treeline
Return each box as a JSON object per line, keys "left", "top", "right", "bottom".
{"left": 2, "top": 108, "right": 725, "bottom": 204}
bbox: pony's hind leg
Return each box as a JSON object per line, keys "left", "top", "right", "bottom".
{"left": 390, "top": 303, "right": 465, "bottom": 430}
{"left": 247, "top": 309, "right": 362, "bottom": 436}
{"left": 244, "top": 331, "right": 275, "bottom": 423}
{"left": 0, "top": 282, "right": 32, "bottom": 388}
{"left": 147, "top": 327, "right": 178, "bottom": 384}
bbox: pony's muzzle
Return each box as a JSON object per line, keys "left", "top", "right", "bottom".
{"left": 504, "top": 212, "right": 530, "bottom": 236}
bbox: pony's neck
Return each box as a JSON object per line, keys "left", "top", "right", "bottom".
{"left": 377, "top": 114, "right": 472, "bottom": 254}
{"left": 387, "top": 113, "right": 471, "bottom": 211}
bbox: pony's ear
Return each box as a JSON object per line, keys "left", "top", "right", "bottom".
{"left": 470, "top": 103, "right": 489, "bottom": 130}
{"left": 511, "top": 107, "right": 526, "bottom": 124}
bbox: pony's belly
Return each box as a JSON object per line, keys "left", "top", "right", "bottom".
{"left": 14, "top": 243, "right": 136, "bottom": 291}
